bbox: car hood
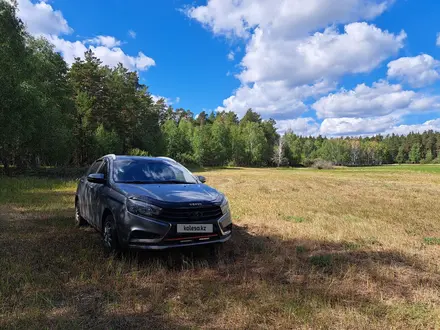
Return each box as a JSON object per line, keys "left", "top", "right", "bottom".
{"left": 115, "top": 183, "right": 222, "bottom": 205}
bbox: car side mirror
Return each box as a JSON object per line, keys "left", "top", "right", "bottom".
{"left": 197, "top": 175, "right": 206, "bottom": 183}
{"left": 87, "top": 173, "right": 105, "bottom": 184}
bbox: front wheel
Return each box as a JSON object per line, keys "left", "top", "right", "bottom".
{"left": 102, "top": 214, "right": 121, "bottom": 254}
{"left": 74, "top": 202, "right": 87, "bottom": 227}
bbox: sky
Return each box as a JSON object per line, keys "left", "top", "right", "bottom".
{"left": 14, "top": 0, "right": 440, "bottom": 136}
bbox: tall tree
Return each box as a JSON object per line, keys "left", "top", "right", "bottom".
{"left": 273, "top": 135, "right": 288, "bottom": 167}
{"left": 0, "top": 0, "right": 30, "bottom": 170}
{"left": 409, "top": 143, "right": 421, "bottom": 164}
{"left": 68, "top": 51, "right": 109, "bottom": 165}
{"left": 396, "top": 145, "right": 406, "bottom": 164}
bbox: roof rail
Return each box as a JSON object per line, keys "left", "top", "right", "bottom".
{"left": 157, "top": 156, "right": 177, "bottom": 163}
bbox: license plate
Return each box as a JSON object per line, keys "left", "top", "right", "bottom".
{"left": 177, "top": 224, "right": 213, "bottom": 233}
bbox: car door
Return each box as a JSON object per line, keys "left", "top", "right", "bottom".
{"left": 83, "top": 160, "right": 102, "bottom": 222}
{"left": 88, "top": 160, "right": 108, "bottom": 228}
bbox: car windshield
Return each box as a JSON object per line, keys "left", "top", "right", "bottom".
{"left": 113, "top": 158, "right": 198, "bottom": 184}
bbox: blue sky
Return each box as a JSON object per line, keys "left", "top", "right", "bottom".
{"left": 15, "top": 0, "right": 440, "bottom": 136}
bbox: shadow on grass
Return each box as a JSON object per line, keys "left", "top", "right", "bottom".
{"left": 1, "top": 192, "right": 439, "bottom": 328}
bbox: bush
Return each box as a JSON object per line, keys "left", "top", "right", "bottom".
{"left": 128, "top": 148, "right": 149, "bottom": 156}
{"left": 431, "top": 157, "right": 440, "bottom": 164}
{"left": 312, "top": 159, "right": 333, "bottom": 170}
{"left": 302, "top": 158, "right": 315, "bottom": 167}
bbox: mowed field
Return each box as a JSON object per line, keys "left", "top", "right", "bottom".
{"left": 1, "top": 166, "right": 440, "bottom": 329}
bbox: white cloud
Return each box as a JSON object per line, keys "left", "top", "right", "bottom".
{"left": 47, "top": 36, "right": 155, "bottom": 71}
{"left": 277, "top": 116, "right": 440, "bottom": 137}
{"left": 387, "top": 54, "right": 440, "bottom": 88}
{"left": 128, "top": 30, "right": 137, "bottom": 39}
{"left": 217, "top": 80, "right": 336, "bottom": 117}
{"left": 134, "top": 52, "right": 156, "bottom": 70}
{"left": 86, "top": 36, "right": 121, "bottom": 48}
{"left": 14, "top": 1, "right": 155, "bottom": 72}
{"left": 312, "top": 80, "right": 439, "bottom": 119}
{"left": 227, "top": 51, "right": 235, "bottom": 61}
{"left": 319, "top": 115, "right": 399, "bottom": 136}
{"left": 151, "top": 95, "right": 171, "bottom": 104}
{"left": 239, "top": 23, "right": 405, "bottom": 86}
{"left": 189, "top": 1, "right": 404, "bottom": 120}
{"left": 276, "top": 118, "right": 320, "bottom": 135}
{"left": 385, "top": 119, "right": 440, "bottom": 135}
{"left": 16, "top": 0, "right": 72, "bottom": 36}
{"left": 187, "top": 0, "right": 392, "bottom": 39}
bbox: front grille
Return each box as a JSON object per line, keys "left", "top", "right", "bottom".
{"left": 158, "top": 205, "right": 223, "bottom": 222}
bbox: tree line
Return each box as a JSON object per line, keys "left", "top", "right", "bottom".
{"left": 1, "top": 0, "right": 440, "bottom": 173}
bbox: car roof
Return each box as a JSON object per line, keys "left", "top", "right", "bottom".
{"left": 104, "top": 155, "right": 178, "bottom": 163}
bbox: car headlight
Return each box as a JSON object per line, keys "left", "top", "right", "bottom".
{"left": 126, "top": 199, "right": 162, "bottom": 217}
{"left": 220, "top": 197, "right": 230, "bottom": 215}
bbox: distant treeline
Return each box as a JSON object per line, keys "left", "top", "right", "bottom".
{"left": 1, "top": 0, "right": 440, "bottom": 173}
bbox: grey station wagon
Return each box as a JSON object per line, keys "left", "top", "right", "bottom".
{"left": 75, "top": 155, "right": 232, "bottom": 252}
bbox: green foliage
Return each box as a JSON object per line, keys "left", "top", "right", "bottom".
{"left": 192, "top": 124, "right": 214, "bottom": 165}
{"left": 421, "top": 149, "right": 433, "bottom": 164}
{"left": 423, "top": 237, "right": 440, "bottom": 245}
{"left": 285, "top": 216, "right": 306, "bottom": 223}
{"left": 95, "top": 124, "right": 122, "bottom": 157}
{"left": 309, "top": 254, "right": 333, "bottom": 268}
{"left": 242, "top": 122, "right": 267, "bottom": 166}
{"left": 409, "top": 143, "right": 422, "bottom": 164}
{"left": 128, "top": 148, "right": 149, "bottom": 156}
{"left": 396, "top": 146, "right": 406, "bottom": 164}
{"left": 343, "top": 242, "right": 362, "bottom": 250}
{"left": 295, "top": 245, "right": 307, "bottom": 253}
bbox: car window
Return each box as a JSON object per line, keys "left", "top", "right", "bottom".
{"left": 86, "top": 160, "right": 102, "bottom": 175}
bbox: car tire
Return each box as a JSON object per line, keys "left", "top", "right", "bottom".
{"left": 102, "top": 214, "right": 121, "bottom": 254}
{"left": 74, "top": 202, "right": 87, "bottom": 227}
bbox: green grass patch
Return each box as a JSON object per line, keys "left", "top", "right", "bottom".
{"left": 423, "top": 237, "right": 440, "bottom": 245}
{"left": 343, "top": 241, "right": 362, "bottom": 250}
{"left": 296, "top": 245, "right": 307, "bottom": 254}
{"left": 309, "top": 254, "right": 333, "bottom": 268}
{"left": 284, "top": 215, "right": 306, "bottom": 223}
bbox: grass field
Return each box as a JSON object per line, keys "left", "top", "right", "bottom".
{"left": 1, "top": 166, "right": 440, "bottom": 329}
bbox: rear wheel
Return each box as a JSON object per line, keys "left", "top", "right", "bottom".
{"left": 103, "top": 214, "right": 121, "bottom": 254}
{"left": 74, "top": 202, "right": 87, "bottom": 227}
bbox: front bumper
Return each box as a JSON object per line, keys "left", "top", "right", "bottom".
{"left": 118, "top": 209, "right": 232, "bottom": 250}
{"left": 128, "top": 233, "right": 231, "bottom": 250}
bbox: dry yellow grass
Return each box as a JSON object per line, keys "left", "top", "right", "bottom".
{"left": 1, "top": 167, "right": 440, "bottom": 329}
